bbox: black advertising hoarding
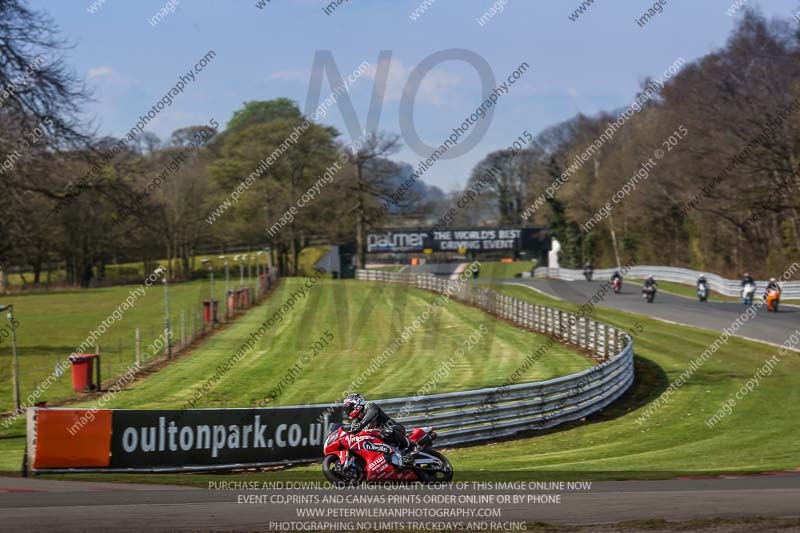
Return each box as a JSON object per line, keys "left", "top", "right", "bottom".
{"left": 109, "top": 406, "right": 344, "bottom": 468}
{"left": 366, "top": 227, "right": 543, "bottom": 253}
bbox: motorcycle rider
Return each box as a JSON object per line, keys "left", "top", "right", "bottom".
{"left": 765, "top": 277, "right": 781, "bottom": 296}
{"left": 741, "top": 272, "right": 756, "bottom": 305}
{"left": 697, "top": 275, "right": 709, "bottom": 301}
{"left": 643, "top": 275, "right": 657, "bottom": 290}
{"left": 583, "top": 262, "right": 594, "bottom": 281}
{"left": 610, "top": 270, "right": 623, "bottom": 291}
{"left": 343, "top": 393, "right": 419, "bottom": 465}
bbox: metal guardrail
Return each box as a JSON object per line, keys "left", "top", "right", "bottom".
{"left": 533, "top": 265, "right": 800, "bottom": 299}
{"left": 356, "top": 269, "right": 635, "bottom": 447}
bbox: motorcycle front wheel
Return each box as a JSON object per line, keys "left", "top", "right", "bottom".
{"left": 416, "top": 450, "right": 454, "bottom": 483}
{"left": 322, "top": 454, "right": 365, "bottom": 486}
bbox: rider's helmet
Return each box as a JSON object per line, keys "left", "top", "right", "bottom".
{"left": 343, "top": 393, "right": 366, "bottom": 420}
{"left": 743, "top": 272, "right": 750, "bottom": 278}
{"left": 647, "top": 275, "right": 654, "bottom": 281}
{"left": 770, "top": 277, "right": 777, "bottom": 283}
{"left": 699, "top": 275, "right": 706, "bottom": 281}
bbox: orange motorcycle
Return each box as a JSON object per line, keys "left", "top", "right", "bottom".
{"left": 766, "top": 288, "right": 780, "bottom": 312}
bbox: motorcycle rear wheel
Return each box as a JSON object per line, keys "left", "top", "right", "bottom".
{"left": 322, "top": 454, "right": 365, "bottom": 486}
{"left": 416, "top": 450, "right": 453, "bottom": 483}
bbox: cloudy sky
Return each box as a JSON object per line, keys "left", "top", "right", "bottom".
{"left": 31, "top": 0, "right": 800, "bottom": 192}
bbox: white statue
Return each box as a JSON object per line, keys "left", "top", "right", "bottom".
{"left": 548, "top": 237, "right": 561, "bottom": 276}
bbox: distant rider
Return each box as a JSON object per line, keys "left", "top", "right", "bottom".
{"left": 583, "top": 262, "right": 594, "bottom": 281}
{"left": 697, "top": 275, "right": 708, "bottom": 290}
{"left": 643, "top": 275, "right": 657, "bottom": 290}
{"left": 343, "top": 393, "right": 418, "bottom": 465}
{"left": 611, "top": 271, "right": 623, "bottom": 283}
{"left": 765, "top": 277, "right": 781, "bottom": 296}
{"left": 741, "top": 272, "right": 755, "bottom": 288}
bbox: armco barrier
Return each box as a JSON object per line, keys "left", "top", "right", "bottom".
{"left": 534, "top": 265, "right": 800, "bottom": 299}
{"left": 27, "top": 271, "right": 634, "bottom": 473}
{"left": 356, "top": 269, "right": 635, "bottom": 447}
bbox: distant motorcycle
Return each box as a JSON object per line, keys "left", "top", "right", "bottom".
{"left": 742, "top": 283, "right": 756, "bottom": 305}
{"left": 612, "top": 277, "right": 622, "bottom": 293}
{"left": 697, "top": 284, "right": 709, "bottom": 302}
{"left": 583, "top": 268, "right": 593, "bottom": 282}
{"left": 642, "top": 285, "right": 656, "bottom": 303}
{"left": 766, "top": 288, "right": 780, "bottom": 312}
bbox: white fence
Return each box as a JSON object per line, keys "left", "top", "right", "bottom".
{"left": 356, "top": 269, "right": 635, "bottom": 446}
{"left": 533, "top": 265, "right": 800, "bottom": 299}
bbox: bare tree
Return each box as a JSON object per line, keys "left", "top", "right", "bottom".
{"left": 342, "top": 132, "right": 403, "bottom": 269}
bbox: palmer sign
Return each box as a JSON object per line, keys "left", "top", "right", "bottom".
{"left": 367, "top": 228, "right": 539, "bottom": 253}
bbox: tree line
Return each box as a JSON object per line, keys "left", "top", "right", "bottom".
{"left": 0, "top": 1, "right": 432, "bottom": 290}
{"left": 461, "top": 9, "right": 800, "bottom": 278}
{"left": 1, "top": 3, "right": 797, "bottom": 290}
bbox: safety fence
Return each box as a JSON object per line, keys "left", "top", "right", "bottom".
{"left": 534, "top": 265, "right": 800, "bottom": 299}
{"left": 356, "top": 269, "right": 635, "bottom": 447}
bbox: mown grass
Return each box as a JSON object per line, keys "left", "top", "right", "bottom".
{"left": 0, "top": 278, "right": 229, "bottom": 415}
{"left": 61, "top": 279, "right": 800, "bottom": 485}
{"left": 8, "top": 278, "right": 798, "bottom": 483}
{"left": 432, "top": 282, "right": 799, "bottom": 479}
{"left": 0, "top": 278, "right": 591, "bottom": 473}
{"left": 479, "top": 260, "right": 537, "bottom": 279}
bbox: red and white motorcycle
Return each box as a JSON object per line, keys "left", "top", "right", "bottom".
{"left": 321, "top": 424, "right": 453, "bottom": 484}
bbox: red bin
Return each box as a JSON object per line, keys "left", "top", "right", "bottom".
{"left": 69, "top": 354, "right": 97, "bottom": 391}
{"left": 203, "top": 300, "right": 219, "bottom": 324}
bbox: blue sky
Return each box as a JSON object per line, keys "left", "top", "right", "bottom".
{"left": 30, "top": 0, "right": 800, "bottom": 192}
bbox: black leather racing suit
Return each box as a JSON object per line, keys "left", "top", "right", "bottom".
{"left": 350, "top": 402, "right": 413, "bottom": 453}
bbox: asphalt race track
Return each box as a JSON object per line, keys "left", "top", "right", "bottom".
{"left": 496, "top": 278, "right": 800, "bottom": 348}
{"left": 1, "top": 474, "right": 799, "bottom": 532}
{"left": 400, "top": 263, "right": 798, "bottom": 347}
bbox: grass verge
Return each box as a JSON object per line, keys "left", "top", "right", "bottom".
{"left": 0, "top": 278, "right": 591, "bottom": 474}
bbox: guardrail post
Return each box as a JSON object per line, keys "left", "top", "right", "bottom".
{"left": 570, "top": 313, "right": 576, "bottom": 343}
{"left": 135, "top": 328, "right": 141, "bottom": 367}
{"left": 180, "top": 310, "right": 186, "bottom": 349}
{"left": 592, "top": 320, "right": 598, "bottom": 354}
{"left": 607, "top": 327, "right": 615, "bottom": 358}
{"left": 600, "top": 324, "right": 607, "bottom": 359}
